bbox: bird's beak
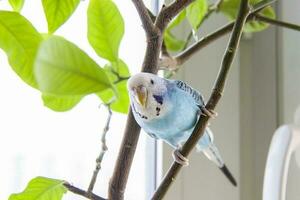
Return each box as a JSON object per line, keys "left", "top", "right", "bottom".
{"left": 133, "top": 85, "right": 147, "bottom": 108}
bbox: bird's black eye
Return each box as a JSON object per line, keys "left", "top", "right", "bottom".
{"left": 150, "top": 79, "right": 154, "bottom": 84}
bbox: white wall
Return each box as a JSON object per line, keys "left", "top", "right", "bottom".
{"left": 160, "top": 1, "right": 300, "bottom": 200}
{"left": 278, "top": 0, "right": 300, "bottom": 199}
{"left": 239, "top": 25, "right": 278, "bottom": 200}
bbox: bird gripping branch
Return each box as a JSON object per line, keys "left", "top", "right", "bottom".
{"left": 127, "top": 72, "right": 237, "bottom": 186}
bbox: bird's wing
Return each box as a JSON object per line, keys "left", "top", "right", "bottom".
{"left": 174, "top": 80, "right": 205, "bottom": 106}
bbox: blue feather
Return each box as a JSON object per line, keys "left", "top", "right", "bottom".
{"left": 153, "top": 95, "right": 163, "bottom": 105}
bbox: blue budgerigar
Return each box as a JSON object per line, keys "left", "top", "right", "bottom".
{"left": 127, "top": 72, "right": 237, "bottom": 186}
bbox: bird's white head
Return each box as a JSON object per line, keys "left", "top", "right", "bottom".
{"left": 127, "top": 72, "right": 170, "bottom": 120}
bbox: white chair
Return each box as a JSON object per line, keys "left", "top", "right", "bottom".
{"left": 263, "top": 106, "right": 300, "bottom": 200}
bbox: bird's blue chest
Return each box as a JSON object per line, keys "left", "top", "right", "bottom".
{"left": 135, "top": 88, "right": 199, "bottom": 140}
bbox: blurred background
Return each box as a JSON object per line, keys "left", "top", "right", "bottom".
{"left": 161, "top": 0, "right": 300, "bottom": 199}
{"left": 0, "top": 0, "right": 299, "bottom": 200}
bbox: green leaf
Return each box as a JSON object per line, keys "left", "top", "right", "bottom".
{"left": 164, "top": 0, "right": 208, "bottom": 52}
{"left": 104, "top": 59, "right": 130, "bottom": 81}
{"left": 0, "top": 11, "right": 42, "bottom": 87}
{"left": 98, "top": 59, "right": 130, "bottom": 114}
{"left": 87, "top": 0, "right": 124, "bottom": 61}
{"left": 163, "top": 10, "right": 186, "bottom": 52}
{"left": 98, "top": 81, "right": 129, "bottom": 113}
{"left": 34, "top": 36, "right": 113, "bottom": 96}
{"left": 244, "top": 6, "right": 275, "bottom": 32}
{"left": 168, "top": 9, "right": 187, "bottom": 30}
{"left": 42, "top": 0, "right": 80, "bottom": 34}
{"left": 9, "top": 176, "right": 67, "bottom": 200}
{"left": 164, "top": 31, "right": 186, "bottom": 52}
{"left": 220, "top": 0, "right": 276, "bottom": 32}
{"left": 42, "top": 94, "right": 83, "bottom": 112}
{"left": 9, "top": 0, "right": 25, "bottom": 12}
{"left": 186, "top": 0, "right": 208, "bottom": 31}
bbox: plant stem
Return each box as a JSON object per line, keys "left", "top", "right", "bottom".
{"left": 155, "top": 0, "right": 195, "bottom": 31}
{"left": 88, "top": 104, "right": 112, "bottom": 195}
{"left": 173, "top": 0, "right": 276, "bottom": 66}
{"left": 182, "top": 0, "right": 224, "bottom": 50}
{"left": 255, "top": 14, "right": 300, "bottom": 31}
{"left": 176, "top": 22, "right": 233, "bottom": 65}
{"left": 64, "top": 183, "right": 106, "bottom": 200}
{"left": 151, "top": 0, "right": 250, "bottom": 199}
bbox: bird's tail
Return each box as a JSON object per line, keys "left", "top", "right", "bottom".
{"left": 202, "top": 144, "right": 237, "bottom": 187}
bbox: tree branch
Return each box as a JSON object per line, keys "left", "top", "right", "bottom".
{"left": 255, "top": 14, "right": 300, "bottom": 31}
{"left": 147, "top": 8, "right": 171, "bottom": 58}
{"left": 64, "top": 183, "right": 106, "bottom": 200}
{"left": 131, "top": 0, "right": 157, "bottom": 37}
{"left": 155, "top": 0, "right": 195, "bottom": 31}
{"left": 173, "top": 0, "right": 276, "bottom": 66}
{"left": 147, "top": 8, "right": 156, "bottom": 22}
{"left": 176, "top": 22, "right": 233, "bottom": 65}
{"left": 88, "top": 104, "right": 112, "bottom": 195}
{"left": 109, "top": 1, "right": 195, "bottom": 199}
{"left": 108, "top": 110, "right": 141, "bottom": 200}
{"left": 182, "top": 0, "right": 225, "bottom": 50}
{"left": 151, "top": 0, "right": 250, "bottom": 199}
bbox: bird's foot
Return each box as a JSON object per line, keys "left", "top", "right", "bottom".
{"left": 200, "top": 106, "right": 218, "bottom": 118}
{"left": 172, "top": 149, "right": 189, "bottom": 166}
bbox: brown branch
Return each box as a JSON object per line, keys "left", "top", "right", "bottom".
{"left": 147, "top": 8, "right": 156, "bottom": 22}
{"left": 108, "top": 110, "right": 141, "bottom": 200}
{"left": 146, "top": 8, "right": 171, "bottom": 58}
{"left": 155, "top": 0, "right": 195, "bottom": 31}
{"left": 147, "top": 9, "right": 172, "bottom": 64}
{"left": 64, "top": 183, "right": 106, "bottom": 200}
{"left": 174, "top": 0, "right": 276, "bottom": 66}
{"left": 151, "top": 0, "right": 250, "bottom": 198}
{"left": 87, "top": 104, "right": 112, "bottom": 195}
{"left": 131, "top": 0, "right": 157, "bottom": 37}
{"left": 255, "top": 14, "right": 300, "bottom": 31}
{"left": 176, "top": 22, "right": 233, "bottom": 65}
{"left": 182, "top": 0, "right": 225, "bottom": 50}
{"left": 109, "top": 0, "right": 195, "bottom": 199}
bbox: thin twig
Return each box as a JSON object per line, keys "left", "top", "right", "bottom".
{"left": 155, "top": 0, "right": 195, "bottom": 31}
{"left": 176, "top": 22, "right": 233, "bottom": 65}
{"left": 210, "top": 0, "right": 224, "bottom": 11}
{"left": 109, "top": 70, "right": 130, "bottom": 84}
{"left": 113, "top": 77, "right": 129, "bottom": 84}
{"left": 182, "top": 0, "right": 224, "bottom": 50}
{"left": 255, "top": 14, "right": 300, "bottom": 31}
{"left": 64, "top": 182, "right": 106, "bottom": 200}
{"left": 151, "top": 0, "right": 250, "bottom": 199}
{"left": 173, "top": 0, "right": 276, "bottom": 66}
{"left": 87, "top": 104, "right": 113, "bottom": 195}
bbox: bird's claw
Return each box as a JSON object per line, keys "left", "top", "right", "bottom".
{"left": 172, "top": 149, "right": 189, "bottom": 166}
{"left": 200, "top": 106, "right": 218, "bottom": 118}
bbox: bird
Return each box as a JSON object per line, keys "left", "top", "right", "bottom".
{"left": 127, "top": 72, "right": 237, "bottom": 186}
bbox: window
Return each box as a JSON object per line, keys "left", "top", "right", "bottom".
{"left": 0, "top": 1, "right": 156, "bottom": 199}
